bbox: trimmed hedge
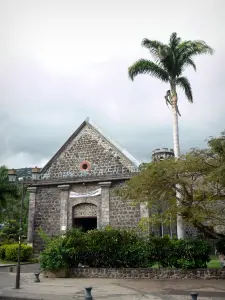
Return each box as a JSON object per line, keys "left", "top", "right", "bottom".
{"left": 148, "top": 235, "right": 210, "bottom": 268}
{"left": 39, "top": 228, "right": 211, "bottom": 271}
{"left": 0, "top": 244, "right": 33, "bottom": 262}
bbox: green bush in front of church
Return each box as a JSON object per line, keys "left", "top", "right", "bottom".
{"left": 39, "top": 228, "right": 211, "bottom": 271}
{"left": 82, "top": 228, "right": 152, "bottom": 268}
{"left": 148, "top": 235, "right": 211, "bottom": 268}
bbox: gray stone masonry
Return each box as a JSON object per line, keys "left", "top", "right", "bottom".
{"left": 31, "top": 179, "right": 144, "bottom": 253}
{"left": 99, "top": 181, "right": 111, "bottom": 227}
{"left": 70, "top": 267, "right": 225, "bottom": 280}
{"left": 68, "top": 183, "right": 101, "bottom": 229}
{"left": 33, "top": 186, "right": 61, "bottom": 253}
{"left": 109, "top": 182, "right": 141, "bottom": 228}
{"left": 73, "top": 203, "right": 97, "bottom": 217}
{"left": 41, "top": 122, "right": 138, "bottom": 179}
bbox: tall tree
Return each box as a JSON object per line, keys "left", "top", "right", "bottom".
{"left": 0, "top": 166, "right": 19, "bottom": 211}
{"left": 116, "top": 134, "right": 225, "bottom": 239}
{"left": 128, "top": 32, "right": 213, "bottom": 238}
{"left": 0, "top": 167, "right": 29, "bottom": 240}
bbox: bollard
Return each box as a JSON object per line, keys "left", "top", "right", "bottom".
{"left": 9, "top": 266, "right": 13, "bottom": 273}
{"left": 190, "top": 292, "right": 198, "bottom": 300}
{"left": 34, "top": 272, "right": 40, "bottom": 283}
{"left": 84, "top": 286, "right": 92, "bottom": 300}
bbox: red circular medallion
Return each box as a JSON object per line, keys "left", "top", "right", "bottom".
{"left": 80, "top": 160, "right": 91, "bottom": 171}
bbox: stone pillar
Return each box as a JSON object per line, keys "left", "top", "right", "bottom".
{"left": 98, "top": 181, "right": 111, "bottom": 228}
{"left": 140, "top": 202, "right": 150, "bottom": 234}
{"left": 27, "top": 187, "right": 37, "bottom": 243}
{"left": 58, "top": 184, "right": 70, "bottom": 234}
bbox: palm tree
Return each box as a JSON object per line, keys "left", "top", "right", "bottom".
{"left": 128, "top": 32, "right": 213, "bottom": 238}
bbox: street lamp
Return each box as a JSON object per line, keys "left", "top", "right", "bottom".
{"left": 7, "top": 167, "right": 40, "bottom": 289}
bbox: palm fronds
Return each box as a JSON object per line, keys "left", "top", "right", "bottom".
{"left": 128, "top": 59, "right": 169, "bottom": 82}
{"left": 176, "top": 77, "right": 193, "bottom": 103}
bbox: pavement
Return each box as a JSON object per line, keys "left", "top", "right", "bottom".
{"left": 0, "top": 266, "right": 225, "bottom": 300}
{"left": 0, "top": 264, "right": 40, "bottom": 273}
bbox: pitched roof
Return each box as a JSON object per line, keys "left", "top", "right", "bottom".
{"left": 41, "top": 117, "right": 140, "bottom": 174}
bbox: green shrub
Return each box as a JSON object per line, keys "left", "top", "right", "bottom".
{"left": 0, "top": 245, "right": 7, "bottom": 260}
{"left": 148, "top": 236, "right": 211, "bottom": 269}
{"left": 148, "top": 235, "right": 176, "bottom": 268}
{"left": 172, "top": 238, "right": 211, "bottom": 269}
{"left": 5, "top": 244, "right": 33, "bottom": 262}
{"left": 83, "top": 228, "right": 153, "bottom": 268}
{"left": 39, "top": 229, "right": 85, "bottom": 271}
{"left": 39, "top": 228, "right": 154, "bottom": 270}
{"left": 215, "top": 238, "right": 225, "bottom": 255}
{"left": 0, "top": 220, "right": 20, "bottom": 242}
{"left": 39, "top": 236, "right": 71, "bottom": 271}
{"left": 38, "top": 228, "right": 211, "bottom": 271}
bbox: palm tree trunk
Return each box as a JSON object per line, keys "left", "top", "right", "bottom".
{"left": 171, "top": 103, "right": 180, "bottom": 158}
{"left": 171, "top": 85, "right": 185, "bottom": 239}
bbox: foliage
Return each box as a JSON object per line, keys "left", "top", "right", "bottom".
{"left": 171, "top": 238, "right": 210, "bottom": 268}
{"left": 0, "top": 245, "right": 7, "bottom": 260}
{"left": 39, "top": 228, "right": 211, "bottom": 270}
{"left": 0, "top": 166, "right": 29, "bottom": 240}
{"left": 148, "top": 236, "right": 210, "bottom": 269}
{"left": 83, "top": 228, "right": 152, "bottom": 268}
{"left": 39, "top": 228, "right": 153, "bottom": 271}
{"left": 116, "top": 132, "right": 225, "bottom": 239}
{"left": 128, "top": 32, "right": 213, "bottom": 115}
{"left": 148, "top": 235, "right": 175, "bottom": 268}
{"left": 0, "top": 166, "right": 19, "bottom": 211}
{"left": 39, "top": 236, "right": 70, "bottom": 271}
{"left": 4, "top": 244, "right": 32, "bottom": 262}
{"left": 215, "top": 238, "right": 225, "bottom": 255}
{"left": 0, "top": 220, "right": 20, "bottom": 242}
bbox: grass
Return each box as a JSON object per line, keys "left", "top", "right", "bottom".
{"left": 0, "top": 260, "right": 16, "bottom": 265}
{"left": 207, "top": 256, "right": 221, "bottom": 269}
{"left": 0, "top": 257, "right": 39, "bottom": 265}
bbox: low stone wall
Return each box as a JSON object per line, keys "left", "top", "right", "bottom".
{"left": 70, "top": 267, "right": 225, "bottom": 280}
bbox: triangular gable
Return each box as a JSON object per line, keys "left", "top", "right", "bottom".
{"left": 41, "top": 118, "right": 140, "bottom": 179}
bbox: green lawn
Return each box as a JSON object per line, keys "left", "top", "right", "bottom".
{"left": 0, "top": 257, "right": 39, "bottom": 265}
{"left": 207, "top": 256, "right": 221, "bottom": 268}
{"left": 0, "top": 260, "right": 15, "bottom": 265}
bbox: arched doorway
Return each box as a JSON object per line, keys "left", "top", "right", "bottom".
{"left": 72, "top": 203, "right": 97, "bottom": 232}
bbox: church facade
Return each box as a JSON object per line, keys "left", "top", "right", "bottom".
{"left": 27, "top": 118, "right": 150, "bottom": 252}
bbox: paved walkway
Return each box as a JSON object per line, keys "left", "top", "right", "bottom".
{"left": 1, "top": 272, "right": 225, "bottom": 300}
{"left": 0, "top": 263, "right": 40, "bottom": 273}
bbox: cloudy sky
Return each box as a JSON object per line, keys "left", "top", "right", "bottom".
{"left": 0, "top": 0, "right": 224, "bottom": 168}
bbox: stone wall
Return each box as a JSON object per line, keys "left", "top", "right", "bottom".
{"left": 68, "top": 183, "right": 101, "bottom": 230}
{"left": 73, "top": 203, "right": 97, "bottom": 217}
{"left": 109, "top": 182, "right": 140, "bottom": 228}
{"left": 42, "top": 123, "right": 138, "bottom": 179}
{"left": 70, "top": 267, "right": 225, "bottom": 280}
{"left": 33, "top": 186, "right": 61, "bottom": 253}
